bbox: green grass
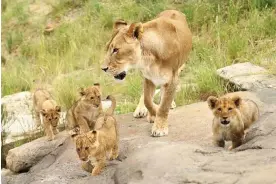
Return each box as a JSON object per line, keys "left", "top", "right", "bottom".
{"left": 2, "top": 0, "right": 276, "bottom": 113}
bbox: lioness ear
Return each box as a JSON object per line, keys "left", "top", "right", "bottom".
{"left": 127, "top": 22, "right": 143, "bottom": 40}
{"left": 232, "top": 96, "right": 241, "bottom": 108}
{"left": 79, "top": 87, "right": 86, "bottom": 96}
{"left": 114, "top": 19, "right": 128, "bottom": 30}
{"left": 207, "top": 96, "right": 218, "bottom": 109}
{"left": 55, "top": 106, "right": 61, "bottom": 112}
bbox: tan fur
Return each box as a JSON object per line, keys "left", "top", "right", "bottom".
{"left": 33, "top": 89, "right": 61, "bottom": 141}
{"left": 72, "top": 95, "right": 118, "bottom": 176}
{"left": 207, "top": 95, "right": 259, "bottom": 150}
{"left": 66, "top": 84, "right": 103, "bottom": 134}
{"left": 102, "top": 10, "right": 192, "bottom": 137}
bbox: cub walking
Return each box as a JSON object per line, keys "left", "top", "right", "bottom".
{"left": 72, "top": 95, "right": 118, "bottom": 176}
{"left": 207, "top": 95, "right": 259, "bottom": 150}
{"left": 33, "top": 89, "right": 61, "bottom": 141}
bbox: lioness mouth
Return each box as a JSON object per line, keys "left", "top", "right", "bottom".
{"left": 221, "top": 120, "right": 230, "bottom": 125}
{"left": 114, "top": 71, "right": 126, "bottom": 80}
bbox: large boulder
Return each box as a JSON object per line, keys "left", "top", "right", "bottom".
{"left": 6, "top": 131, "right": 69, "bottom": 173}
{"left": 3, "top": 91, "right": 276, "bottom": 184}
{"left": 217, "top": 62, "right": 276, "bottom": 90}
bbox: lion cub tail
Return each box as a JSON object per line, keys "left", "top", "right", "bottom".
{"left": 105, "top": 95, "right": 116, "bottom": 116}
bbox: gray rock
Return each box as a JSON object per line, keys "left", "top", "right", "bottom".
{"left": 4, "top": 91, "right": 276, "bottom": 184}
{"left": 217, "top": 62, "right": 276, "bottom": 90}
{"left": 6, "top": 131, "right": 69, "bottom": 173}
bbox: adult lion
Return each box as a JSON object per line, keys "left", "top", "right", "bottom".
{"left": 101, "top": 10, "right": 192, "bottom": 136}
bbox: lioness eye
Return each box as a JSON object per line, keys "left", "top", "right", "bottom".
{"left": 228, "top": 107, "right": 233, "bottom": 111}
{"left": 90, "top": 97, "right": 94, "bottom": 100}
{"left": 77, "top": 148, "right": 80, "bottom": 152}
{"left": 218, "top": 108, "right": 222, "bottom": 111}
{"left": 113, "top": 48, "right": 119, "bottom": 53}
{"left": 85, "top": 147, "right": 89, "bottom": 150}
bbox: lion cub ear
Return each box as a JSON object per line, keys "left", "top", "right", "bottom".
{"left": 40, "top": 109, "right": 47, "bottom": 116}
{"left": 232, "top": 96, "right": 242, "bottom": 108}
{"left": 114, "top": 19, "right": 128, "bottom": 30}
{"left": 127, "top": 22, "right": 143, "bottom": 40}
{"left": 79, "top": 87, "right": 86, "bottom": 96}
{"left": 55, "top": 106, "right": 61, "bottom": 112}
{"left": 93, "top": 83, "right": 101, "bottom": 91}
{"left": 207, "top": 96, "right": 218, "bottom": 109}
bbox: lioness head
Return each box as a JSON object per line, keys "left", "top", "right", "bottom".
{"left": 207, "top": 96, "right": 241, "bottom": 125}
{"left": 101, "top": 20, "right": 144, "bottom": 80}
{"left": 41, "top": 106, "right": 61, "bottom": 127}
{"left": 80, "top": 83, "right": 101, "bottom": 108}
{"left": 72, "top": 130, "right": 99, "bottom": 162}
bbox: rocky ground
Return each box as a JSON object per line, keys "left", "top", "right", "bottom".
{"left": 2, "top": 63, "right": 276, "bottom": 184}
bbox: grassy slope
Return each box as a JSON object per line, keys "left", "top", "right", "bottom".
{"left": 2, "top": 0, "right": 276, "bottom": 114}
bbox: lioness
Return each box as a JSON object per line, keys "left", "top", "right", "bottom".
{"left": 72, "top": 95, "right": 118, "bottom": 176}
{"left": 101, "top": 10, "right": 192, "bottom": 136}
{"left": 33, "top": 89, "right": 61, "bottom": 141}
{"left": 66, "top": 83, "right": 103, "bottom": 134}
{"left": 207, "top": 95, "right": 259, "bottom": 150}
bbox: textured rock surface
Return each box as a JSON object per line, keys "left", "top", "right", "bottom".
{"left": 217, "top": 62, "right": 276, "bottom": 90}
{"left": 3, "top": 91, "right": 276, "bottom": 184}
{"left": 6, "top": 131, "right": 69, "bottom": 173}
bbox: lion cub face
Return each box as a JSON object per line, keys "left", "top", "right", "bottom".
{"left": 41, "top": 106, "right": 61, "bottom": 127}
{"left": 101, "top": 20, "right": 143, "bottom": 80}
{"left": 80, "top": 84, "right": 101, "bottom": 108}
{"left": 73, "top": 130, "right": 99, "bottom": 162}
{"left": 207, "top": 96, "right": 241, "bottom": 125}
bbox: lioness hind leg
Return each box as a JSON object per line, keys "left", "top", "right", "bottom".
{"left": 133, "top": 94, "right": 148, "bottom": 118}
{"left": 144, "top": 79, "right": 157, "bottom": 124}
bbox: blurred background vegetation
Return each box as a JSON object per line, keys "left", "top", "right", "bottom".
{"left": 1, "top": 0, "right": 276, "bottom": 114}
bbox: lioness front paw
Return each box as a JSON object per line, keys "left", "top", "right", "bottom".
{"left": 151, "top": 117, "right": 168, "bottom": 137}
{"left": 133, "top": 105, "right": 148, "bottom": 118}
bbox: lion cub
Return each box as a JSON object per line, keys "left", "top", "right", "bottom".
{"left": 66, "top": 83, "right": 103, "bottom": 134}
{"left": 207, "top": 95, "right": 259, "bottom": 150}
{"left": 33, "top": 89, "right": 61, "bottom": 141}
{"left": 72, "top": 95, "right": 118, "bottom": 176}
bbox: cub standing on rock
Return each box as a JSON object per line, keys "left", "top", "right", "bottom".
{"left": 33, "top": 89, "right": 61, "bottom": 141}
{"left": 71, "top": 95, "right": 118, "bottom": 176}
{"left": 66, "top": 83, "right": 103, "bottom": 134}
{"left": 101, "top": 10, "right": 192, "bottom": 137}
{"left": 207, "top": 95, "right": 259, "bottom": 150}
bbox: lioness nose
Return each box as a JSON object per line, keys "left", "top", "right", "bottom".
{"left": 101, "top": 67, "right": 108, "bottom": 72}
{"left": 222, "top": 117, "right": 227, "bottom": 120}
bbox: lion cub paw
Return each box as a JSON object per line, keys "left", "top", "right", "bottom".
{"left": 47, "top": 136, "right": 54, "bottom": 141}
{"left": 151, "top": 117, "right": 168, "bottom": 137}
{"left": 92, "top": 167, "right": 102, "bottom": 176}
{"left": 133, "top": 105, "right": 148, "bottom": 118}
